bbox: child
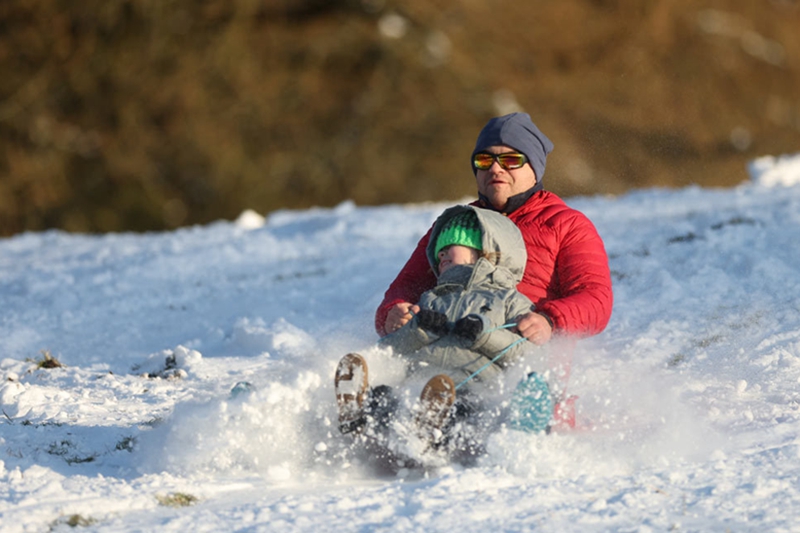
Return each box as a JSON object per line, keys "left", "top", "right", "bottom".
{"left": 335, "top": 205, "right": 553, "bottom": 452}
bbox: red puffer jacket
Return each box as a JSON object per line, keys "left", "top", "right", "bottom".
{"left": 375, "top": 190, "right": 613, "bottom": 337}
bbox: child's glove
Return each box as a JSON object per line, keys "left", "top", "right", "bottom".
{"left": 415, "top": 309, "right": 449, "bottom": 336}
{"left": 453, "top": 314, "right": 484, "bottom": 343}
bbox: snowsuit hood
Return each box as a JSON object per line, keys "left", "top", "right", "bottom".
{"left": 425, "top": 205, "right": 527, "bottom": 284}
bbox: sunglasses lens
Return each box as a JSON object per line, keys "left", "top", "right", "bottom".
{"left": 473, "top": 153, "right": 494, "bottom": 170}
{"left": 473, "top": 152, "right": 527, "bottom": 170}
{"left": 498, "top": 154, "right": 526, "bottom": 169}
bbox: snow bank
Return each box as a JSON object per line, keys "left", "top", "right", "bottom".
{"left": 1, "top": 155, "right": 800, "bottom": 532}
{"left": 748, "top": 152, "right": 800, "bottom": 187}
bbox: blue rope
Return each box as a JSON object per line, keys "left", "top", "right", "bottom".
{"left": 482, "top": 322, "right": 516, "bottom": 334}
{"left": 454, "top": 323, "right": 525, "bottom": 391}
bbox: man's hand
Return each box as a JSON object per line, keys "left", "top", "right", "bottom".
{"left": 514, "top": 312, "right": 553, "bottom": 345}
{"left": 384, "top": 302, "right": 420, "bottom": 333}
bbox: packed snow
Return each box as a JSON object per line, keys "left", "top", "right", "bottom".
{"left": 2, "top": 153, "right": 800, "bottom": 532}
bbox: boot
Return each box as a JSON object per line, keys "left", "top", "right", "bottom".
{"left": 415, "top": 374, "right": 456, "bottom": 447}
{"left": 334, "top": 353, "right": 369, "bottom": 434}
{"left": 508, "top": 372, "right": 553, "bottom": 434}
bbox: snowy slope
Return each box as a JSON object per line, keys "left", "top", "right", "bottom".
{"left": 1, "top": 154, "right": 800, "bottom": 532}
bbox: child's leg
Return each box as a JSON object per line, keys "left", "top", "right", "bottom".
{"left": 364, "top": 384, "right": 399, "bottom": 430}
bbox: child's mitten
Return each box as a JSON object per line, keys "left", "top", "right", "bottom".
{"left": 453, "top": 314, "right": 484, "bottom": 343}
{"left": 416, "top": 309, "right": 449, "bottom": 336}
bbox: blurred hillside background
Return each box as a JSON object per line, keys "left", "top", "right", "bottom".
{"left": 1, "top": 0, "right": 799, "bottom": 235}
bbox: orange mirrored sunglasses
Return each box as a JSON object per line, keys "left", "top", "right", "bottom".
{"left": 472, "top": 152, "right": 528, "bottom": 171}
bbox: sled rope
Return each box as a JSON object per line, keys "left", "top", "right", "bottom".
{"left": 454, "top": 337, "right": 526, "bottom": 390}
{"left": 482, "top": 322, "right": 516, "bottom": 334}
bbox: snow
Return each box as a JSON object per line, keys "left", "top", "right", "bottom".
{"left": 2, "top": 154, "right": 800, "bottom": 532}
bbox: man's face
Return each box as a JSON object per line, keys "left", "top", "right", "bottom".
{"left": 475, "top": 145, "right": 537, "bottom": 211}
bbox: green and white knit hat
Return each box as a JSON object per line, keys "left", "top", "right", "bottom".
{"left": 434, "top": 211, "right": 483, "bottom": 257}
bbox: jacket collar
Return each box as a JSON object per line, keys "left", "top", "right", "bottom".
{"left": 478, "top": 182, "right": 544, "bottom": 215}
{"left": 436, "top": 263, "right": 475, "bottom": 287}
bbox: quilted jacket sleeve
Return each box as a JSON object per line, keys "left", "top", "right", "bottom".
{"left": 537, "top": 210, "right": 613, "bottom": 337}
{"left": 471, "top": 325, "right": 532, "bottom": 368}
{"left": 378, "top": 314, "right": 441, "bottom": 356}
{"left": 505, "top": 290, "right": 537, "bottom": 324}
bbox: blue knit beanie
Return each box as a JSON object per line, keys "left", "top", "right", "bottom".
{"left": 471, "top": 113, "right": 554, "bottom": 182}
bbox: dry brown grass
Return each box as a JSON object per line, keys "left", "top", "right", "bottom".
{"left": 1, "top": 0, "right": 798, "bottom": 235}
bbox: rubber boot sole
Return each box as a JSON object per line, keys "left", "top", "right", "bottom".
{"left": 335, "top": 353, "right": 369, "bottom": 434}
{"left": 415, "top": 374, "right": 456, "bottom": 447}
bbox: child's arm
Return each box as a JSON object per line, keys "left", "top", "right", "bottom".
{"left": 505, "top": 291, "right": 537, "bottom": 324}
{"left": 453, "top": 314, "right": 532, "bottom": 368}
{"left": 374, "top": 228, "right": 437, "bottom": 336}
{"left": 379, "top": 309, "right": 448, "bottom": 355}
{"left": 471, "top": 320, "right": 531, "bottom": 367}
{"left": 449, "top": 291, "right": 537, "bottom": 366}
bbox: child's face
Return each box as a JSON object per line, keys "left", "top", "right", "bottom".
{"left": 437, "top": 245, "right": 480, "bottom": 274}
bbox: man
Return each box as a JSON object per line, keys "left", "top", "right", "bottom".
{"left": 375, "top": 112, "right": 613, "bottom": 371}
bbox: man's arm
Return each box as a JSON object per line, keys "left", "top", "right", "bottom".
{"left": 374, "top": 229, "right": 437, "bottom": 336}
{"left": 538, "top": 212, "right": 613, "bottom": 337}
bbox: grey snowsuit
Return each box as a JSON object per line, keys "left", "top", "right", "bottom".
{"left": 382, "top": 205, "right": 537, "bottom": 386}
